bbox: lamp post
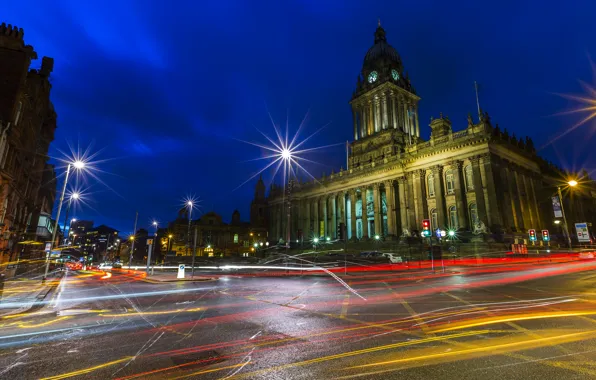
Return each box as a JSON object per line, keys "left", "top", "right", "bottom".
{"left": 62, "top": 192, "right": 80, "bottom": 245}
{"left": 186, "top": 201, "right": 193, "bottom": 256}
{"left": 557, "top": 179, "right": 578, "bottom": 250}
{"left": 44, "top": 160, "right": 85, "bottom": 280}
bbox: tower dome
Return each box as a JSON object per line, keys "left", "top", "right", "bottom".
{"left": 354, "top": 21, "right": 413, "bottom": 96}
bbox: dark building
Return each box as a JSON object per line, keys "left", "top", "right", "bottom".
{"left": 0, "top": 23, "right": 58, "bottom": 266}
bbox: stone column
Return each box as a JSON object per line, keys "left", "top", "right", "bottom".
{"left": 481, "top": 154, "right": 502, "bottom": 229}
{"left": 352, "top": 107, "right": 358, "bottom": 141}
{"left": 402, "top": 101, "right": 409, "bottom": 135}
{"left": 391, "top": 92, "right": 397, "bottom": 129}
{"left": 432, "top": 166, "right": 446, "bottom": 228}
{"left": 470, "top": 156, "right": 488, "bottom": 227}
{"left": 313, "top": 197, "right": 319, "bottom": 238}
{"left": 360, "top": 105, "right": 367, "bottom": 138}
{"left": 521, "top": 174, "right": 535, "bottom": 229}
{"left": 385, "top": 180, "right": 396, "bottom": 236}
{"left": 373, "top": 184, "right": 382, "bottom": 236}
{"left": 328, "top": 195, "right": 337, "bottom": 239}
{"left": 406, "top": 173, "right": 417, "bottom": 229}
{"left": 504, "top": 167, "right": 522, "bottom": 230}
{"left": 337, "top": 192, "right": 345, "bottom": 238}
{"left": 513, "top": 170, "right": 530, "bottom": 230}
{"left": 362, "top": 187, "right": 369, "bottom": 238}
{"left": 382, "top": 94, "right": 388, "bottom": 130}
{"left": 350, "top": 190, "right": 357, "bottom": 240}
{"left": 304, "top": 198, "right": 311, "bottom": 238}
{"left": 414, "top": 104, "right": 420, "bottom": 138}
{"left": 529, "top": 177, "right": 542, "bottom": 230}
{"left": 452, "top": 161, "right": 468, "bottom": 230}
{"left": 369, "top": 101, "right": 374, "bottom": 135}
{"left": 398, "top": 177, "right": 408, "bottom": 233}
{"left": 375, "top": 98, "right": 381, "bottom": 133}
{"left": 415, "top": 169, "right": 428, "bottom": 226}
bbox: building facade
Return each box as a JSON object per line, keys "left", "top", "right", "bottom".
{"left": 268, "top": 24, "right": 596, "bottom": 244}
{"left": 0, "top": 22, "right": 58, "bottom": 263}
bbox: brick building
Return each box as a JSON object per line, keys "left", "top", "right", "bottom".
{"left": 0, "top": 22, "right": 57, "bottom": 264}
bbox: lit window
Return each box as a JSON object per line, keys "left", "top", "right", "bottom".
{"left": 465, "top": 165, "right": 474, "bottom": 191}
{"left": 445, "top": 170, "right": 455, "bottom": 195}
{"left": 430, "top": 209, "right": 438, "bottom": 230}
{"left": 427, "top": 174, "right": 435, "bottom": 197}
{"left": 233, "top": 234, "right": 238, "bottom": 244}
{"left": 449, "top": 206, "right": 458, "bottom": 229}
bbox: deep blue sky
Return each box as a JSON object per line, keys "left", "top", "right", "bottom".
{"left": 5, "top": 1, "right": 596, "bottom": 234}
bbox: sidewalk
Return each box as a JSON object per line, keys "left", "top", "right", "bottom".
{"left": 0, "top": 274, "right": 61, "bottom": 316}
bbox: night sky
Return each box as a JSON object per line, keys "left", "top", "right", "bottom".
{"left": 5, "top": 1, "right": 596, "bottom": 234}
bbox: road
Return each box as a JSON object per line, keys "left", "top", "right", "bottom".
{"left": 1, "top": 260, "right": 596, "bottom": 379}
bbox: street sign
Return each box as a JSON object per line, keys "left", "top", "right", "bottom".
{"left": 147, "top": 239, "right": 153, "bottom": 245}
{"left": 44, "top": 242, "right": 51, "bottom": 252}
{"left": 177, "top": 264, "right": 185, "bottom": 279}
{"left": 575, "top": 223, "right": 591, "bottom": 243}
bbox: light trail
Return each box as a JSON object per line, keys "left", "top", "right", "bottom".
{"left": 349, "top": 330, "right": 596, "bottom": 370}
{"left": 431, "top": 310, "right": 596, "bottom": 333}
{"left": 0, "top": 286, "right": 219, "bottom": 310}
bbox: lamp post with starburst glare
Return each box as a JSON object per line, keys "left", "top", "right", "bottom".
{"left": 238, "top": 111, "right": 339, "bottom": 257}
{"left": 44, "top": 160, "right": 85, "bottom": 280}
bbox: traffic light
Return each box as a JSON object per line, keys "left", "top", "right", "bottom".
{"left": 528, "top": 229, "right": 537, "bottom": 242}
{"left": 421, "top": 219, "right": 431, "bottom": 237}
{"left": 541, "top": 230, "right": 550, "bottom": 242}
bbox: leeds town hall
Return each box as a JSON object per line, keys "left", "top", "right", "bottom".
{"left": 267, "top": 24, "right": 596, "bottom": 243}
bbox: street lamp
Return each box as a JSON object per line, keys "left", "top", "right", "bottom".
{"left": 186, "top": 201, "right": 193, "bottom": 256}
{"left": 44, "top": 160, "right": 85, "bottom": 280}
{"left": 557, "top": 179, "right": 578, "bottom": 250}
{"left": 62, "top": 192, "right": 80, "bottom": 246}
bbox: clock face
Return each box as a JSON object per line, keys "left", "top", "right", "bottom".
{"left": 391, "top": 69, "right": 400, "bottom": 81}
{"left": 368, "top": 71, "right": 378, "bottom": 83}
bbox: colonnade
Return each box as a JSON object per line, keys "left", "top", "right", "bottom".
{"left": 352, "top": 91, "right": 420, "bottom": 141}
{"left": 268, "top": 154, "right": 544, "bottom": 242}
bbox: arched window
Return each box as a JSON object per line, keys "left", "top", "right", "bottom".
{"left": 469, "top": 203, "right": 479, "bottom": 229}
{"left": 464, "top": 165, "right": 474, "bottom": 191}
{"left": 430, "top": 209, "right": 438, "bottom": 231}
{"left": 427, "top": 174, "right": 435, "bottom": 197}
{"left": 233, "top": 234, "right": 239, "bottom": 244}
{"left": 449, "top": 205, "right": 458, "bottom": 229}
{"left": 445, "top": 170, "right": 455, "bottom": 195}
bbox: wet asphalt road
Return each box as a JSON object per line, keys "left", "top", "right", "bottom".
{"left": 1, "top": 260, "right": 596, "bottom": 380}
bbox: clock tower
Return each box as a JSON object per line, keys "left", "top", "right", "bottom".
{"left": 349, "top": 22, "right": 421, "bottom": 168}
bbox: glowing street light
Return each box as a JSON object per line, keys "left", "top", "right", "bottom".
{"left": 554, "top": 220, "right": 561, "bottom": 224}
{"left": 313, "top": 237, "right": 319, "bottom": 243}
{"left": 374, "top": 234, "right": 380, "bottom": 240}
{"left": 557, "top": 179, "right": 579, "bottom": 249}
{"left": 44, "top": 160, "right": 87, "bottom": 280}
{"left": 448, "top": 230, "right": 456, "bottom": 237}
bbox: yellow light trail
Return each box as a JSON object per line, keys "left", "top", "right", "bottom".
{"left": 16, "top": 316, "right": 71, "bottom": 329}
{"left": 231, "top": 330, "right": 499, "bottom": 379}
{"left": 349, "top": 329, "right": 596, "bottom": 370}
{"left": 40, "top": 356, "right": 134, "bottom": 380}
{"left": 431, "top": 310, "right": 596, "bottom": 333}
{"left": 99, "top": 307, "right": 203, "bottom": 317}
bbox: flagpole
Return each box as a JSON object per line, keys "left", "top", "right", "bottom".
{"left": 474, "top": 81, "right": 481, "bottom": 119}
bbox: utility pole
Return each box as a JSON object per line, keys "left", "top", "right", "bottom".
{"left": 558, "top": 186, "right": 573, "bottom": 250}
